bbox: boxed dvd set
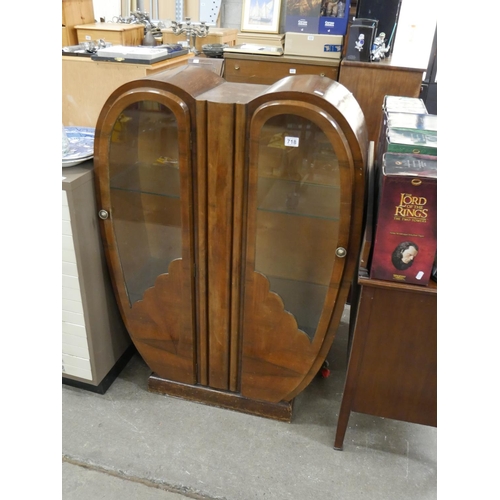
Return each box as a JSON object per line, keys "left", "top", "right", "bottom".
{"left": 376, "top": 96, "right": 435, "bottom": 169}
{"left": 285, "top": 0, "right": 322, "bottom": 33}
{"left": 385, "top": 129, "right": 437, "bottom": 156}
{"left": 318, "top": 0, "right": 351, "bottom": 35}
{"left": 370, "top": 153, "right": 437, "bottom": 286}
{"left": 383, "top": 96, "right": 428, "bottom": 114}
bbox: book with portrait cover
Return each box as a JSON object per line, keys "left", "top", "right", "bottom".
{"left": 370, "top": 152, "right": 437, "bottom": 286}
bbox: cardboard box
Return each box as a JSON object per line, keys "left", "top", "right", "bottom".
{"left": 285, "top": 0, "right": 321, "bottom": 33}
{"left": 318, "top": 0, "right": 351, "bottom": 36}
{"left": 284, "top": 32, "right": 343, "bottom": 59}
{"left": 75, "top": 23, "right": 144, "bottom": 46}
{"left": 370, "top": 153, "right": 437, "bottom": 286}
{"left": 161, "top": 27, "right": 238, "bottom": 51}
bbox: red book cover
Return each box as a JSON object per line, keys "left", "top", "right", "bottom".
{"left": 370, "top": 153, "right": 437, "bottom": 286}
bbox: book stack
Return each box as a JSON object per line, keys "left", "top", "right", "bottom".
{"left": 368, "top": 96, "right": 438, "bottom": 286}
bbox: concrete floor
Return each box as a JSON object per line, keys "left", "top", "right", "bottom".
{"left": 62, "top": 306, "right": 437, "bottom": 500}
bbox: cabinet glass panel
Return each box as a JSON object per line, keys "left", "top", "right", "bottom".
{"left": 108, "top": 100, "right": 181, "bottom": 305}
{"left": 255, "top": 114, "right": 340, "bottom": 339}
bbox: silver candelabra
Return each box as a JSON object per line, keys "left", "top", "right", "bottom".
{"left": 170, "top": 17, "right": 209, "bottom": 54}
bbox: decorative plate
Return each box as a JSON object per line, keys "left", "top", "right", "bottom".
{"left": 62, "top": 127, "right": 95, "bottom": 167}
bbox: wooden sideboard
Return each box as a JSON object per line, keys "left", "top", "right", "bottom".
{"left": 334, "top": 274, "right": 437, "bottom": 450}
{"left": 338, "top": 58, "right": 426, "bottom": 148}
{"left": 224, "top": 52, "right": 340, "bottom": 85}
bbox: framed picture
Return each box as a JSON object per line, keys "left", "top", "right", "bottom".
{"left": 241, "top": 0, "right": 282, "bottom": 34}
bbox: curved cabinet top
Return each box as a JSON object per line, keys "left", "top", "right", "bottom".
{"left": 251, "top": 74, "right": 369, "bottom": 168}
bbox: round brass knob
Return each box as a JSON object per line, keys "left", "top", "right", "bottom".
{"left": 335, "top": 247, "right": 347, "bottom": 258}
{"left": 234, "top": 65, "right": 240, "bottom": 70}
{"left": 98, "top": 209, "right": 109, "bottom": 220}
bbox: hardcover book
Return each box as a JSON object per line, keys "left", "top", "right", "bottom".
{"left": 370, "top": 152, "right": 437, "bottom": 286}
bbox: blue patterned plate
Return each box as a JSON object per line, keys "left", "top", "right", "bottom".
{"left": 62, "top": 126, "right": 95, "bottom": 167}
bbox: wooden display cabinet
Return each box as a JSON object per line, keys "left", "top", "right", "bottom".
{"left": 93, "top": 65, "right": 368, "bottom": 420}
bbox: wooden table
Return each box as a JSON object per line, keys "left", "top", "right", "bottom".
{"left": 334, "top": 274, "right": 437, "bottom": 450}
{"left": 62, "top": 53, "right": 192, "bottom": 128}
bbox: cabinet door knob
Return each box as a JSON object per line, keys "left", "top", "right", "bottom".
{"left": 319, "top": 72, "right": 325, "bottom": 77}
{"left": 234, "top": 65, "right": 240, "bottom": 70}
{"left": 335, "top": 247, "right": 347, "bottom": 258}
{"left": 98, "top": 209, "right": 109, "bottom": 220}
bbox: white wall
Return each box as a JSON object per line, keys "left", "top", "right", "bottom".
{"left": 392, "top": 0, "right": 437, "bottom": 69}
{"left": 90, "top": 0, "right": 245, "bottom": 27}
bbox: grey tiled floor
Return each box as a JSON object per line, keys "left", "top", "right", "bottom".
{"left": 62, "top": 306, "right": 437, "bottom": 500}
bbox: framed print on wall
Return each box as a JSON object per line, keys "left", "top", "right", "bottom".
{"left": 241, "top": 0, "right": 282, "bottom": 33}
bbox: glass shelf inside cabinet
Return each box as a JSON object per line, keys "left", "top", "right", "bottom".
{"left": 255, "top": 114, "right": 341, "bottom": 340}
{"left": 108, "top": 100, "right": 182, "bottom": 305}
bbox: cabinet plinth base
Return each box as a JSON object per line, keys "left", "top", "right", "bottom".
{"left": 148, "top": 374, "right": 294, "bottom": 422}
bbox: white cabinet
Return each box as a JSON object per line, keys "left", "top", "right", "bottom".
{"left": 62, "top": 161, "right": 133, "bottom": 393}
